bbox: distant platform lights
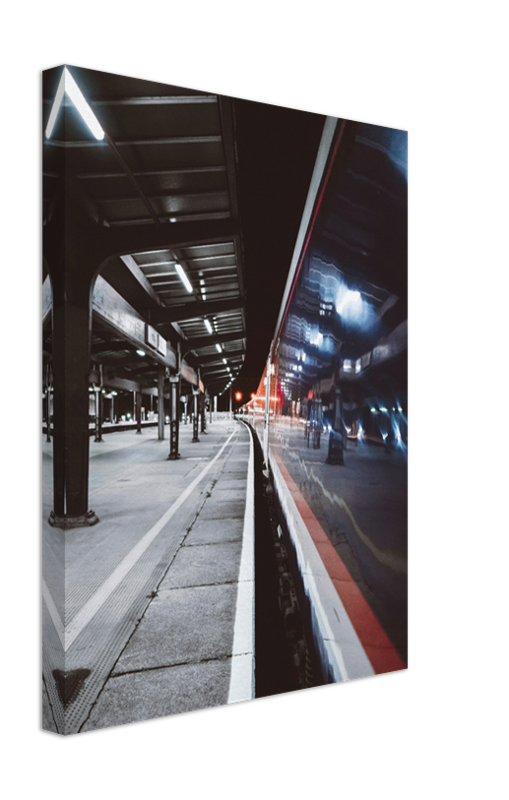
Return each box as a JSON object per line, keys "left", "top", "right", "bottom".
{"left": 45, "top": 66, "right": 105, "bottom": 141}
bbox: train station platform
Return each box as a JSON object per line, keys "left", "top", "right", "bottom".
{"left": 42, "top": 418, "right": 254, "bottom": 734}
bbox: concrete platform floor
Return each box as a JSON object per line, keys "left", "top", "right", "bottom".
{"left": 42, "top": 418, "right": 254, "bottom": 734}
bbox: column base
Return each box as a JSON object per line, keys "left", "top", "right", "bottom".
{"left": 167, "top": 453, "right": 181, "bottom": 460}
{"left": 192, "top": 437, "right": 200, "bottom": 443}
{"left": 48, "top": 509, "right": 100, "bottom": 529}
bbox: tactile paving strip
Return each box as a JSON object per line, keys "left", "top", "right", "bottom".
{"left": 44, "top": 427, "right": 242, "bottom": 734}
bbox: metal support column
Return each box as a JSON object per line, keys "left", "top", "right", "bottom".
{"left": 94, "top": 365, "right": 104, "bottom": 442}
{"left": 168, "top": 376, "right": 180, "bottom": 459}
{"left": 45, "top": 364, "right": 51, "bottom": 442}
{"left": 192, "top": 388, "right": 200, "bottom": 442}
{"left": 157, "top": 366, "right": 165, "bottom": 440}
{"left": 94, "top": 387, "right": 103, "bottom": 442}
{"left": 214, "top": 395, "right": 218, "bottom": 422}
{"left": 47, "top": 246, "right": 98, "bottom": 528}
{"left": 200, "top": 392, "right": 207, "bottom": 433}
{"left": 229, "top": 386, "right": 233, "bottom": 419}
{"left": 209, "top": 394, "right": 213, "bottom": 425}
{"left": 45, "top": 390, "right": 51, "bottom": 441}
{"left": 136, "top": 390, "right": 142, "bottom": 433}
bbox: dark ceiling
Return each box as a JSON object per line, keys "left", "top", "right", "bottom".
{"left": 42, "top": 65, "right": 326, "bottom": 402}
{"left": 43, "top": 67, "right": 244, "bottom": 395}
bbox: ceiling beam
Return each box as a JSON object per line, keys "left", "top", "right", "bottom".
{"left": 96, "top": 219, "right": 238, "bottom": 265}
{"left": 217, "top": 96, "right": 239, "bottom": 222}
{"left": 183, "top": 330, "right": 246, "bottom": 352}
{"left": 104, "top": 133, "right": 161, "bottom": 225}
{"left": 217, "top": 97, "right": 246, "bottom": 303}
{"left": 92, "top": 276, "right": 177, "bottom": 369}
{"left": 48, "top": 135, "right": 222, "bottom": 148}
{"left": 120, "top": 254, "right": 163, "bottom": 307}
{"left": 107, "top": 211, "right": 230, "bottom": 227}
{"left": 91, "top": 341, "right": 133, "bottom": 355}
{"left": 98, "top": 190, "right": 229, "bottom": 205}
{"left": 77, "top": 166, "right": 227, "bottom": 180}
{"left": 150, "top": 297, "right": 244, "bottom": 325}
{"left": 191, "top": 348, "right": 245, "bottom": 365}
{"left": 202, "top": 366, "right": 235, "bottom": 378}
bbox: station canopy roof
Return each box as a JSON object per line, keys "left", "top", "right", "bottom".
{"left": 43, "top": 66, "right": 246, "bottom": 395}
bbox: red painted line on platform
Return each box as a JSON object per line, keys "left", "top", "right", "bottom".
{"left": 273, "top": 451, "right": 405, "bottom": 676}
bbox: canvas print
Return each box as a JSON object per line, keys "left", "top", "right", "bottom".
{"left": 42, "top": 66, "right": 407, "bottom": 734}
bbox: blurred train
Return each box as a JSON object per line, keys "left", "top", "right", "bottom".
{"left": 240, "top": 117, "right": 408, "bottom": 682}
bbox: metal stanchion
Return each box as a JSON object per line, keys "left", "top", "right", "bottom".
{"left": 168, "top": 376, "right": 181, "bottom": 459}
{"left": 192, "top": 388, "right": 200, "bottom": 442}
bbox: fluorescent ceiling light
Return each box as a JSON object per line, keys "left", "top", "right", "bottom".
{"left": 136, "top": 349, "right": 146, "bottom": 357}
{"left": 204, "top": 319, "right": 213, "bottom": 334}
{"left": 223, "top": 358, "right": 227, "bottom": 364}
{"left": 45, "top": 66, "right": 105, "bottom": 140}
{"left": 175, "top": 263, "right": 193, "bottom": 294}
{"left": 215, "top": 343, "right": 222, "bottom": 353}
{"left": 45, "top": 72, "right": 65, "bottom": 139}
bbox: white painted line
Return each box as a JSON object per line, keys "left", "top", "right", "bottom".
{"left": 228, "top": 424, "right": 255, "bottom": 704}
{"left": 42, "top": 577, "right": 65, "bottom": 650}
{"left": 228, "top": 654, "right": 254, "bottom": 704}
{"left": 63, "top": 427, "right": 237, "bottom": 652}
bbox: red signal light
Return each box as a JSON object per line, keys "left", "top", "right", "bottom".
{"left": 235, "top": 391, "right": 242, "bottom": 402}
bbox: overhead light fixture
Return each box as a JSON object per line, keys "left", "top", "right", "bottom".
{"left": 223, "top": 358, "right": 227, "bottom": 364}
{"left": 45, "top": 72, "right": 65, "bottom": 139}
{"left": 175, "top": 263, "right": 193, "bottom": 294}
{"left": 136, "top": 349, "right": 146, "bottom": 357}
{"left": 204, "top": 319, "right": 213, "bottom": 334}
{"left": 45, "top": 66, "right": 105, "bottom": 141}
{"left": 215, "top": 343, "right": 222, "bottom": 353}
